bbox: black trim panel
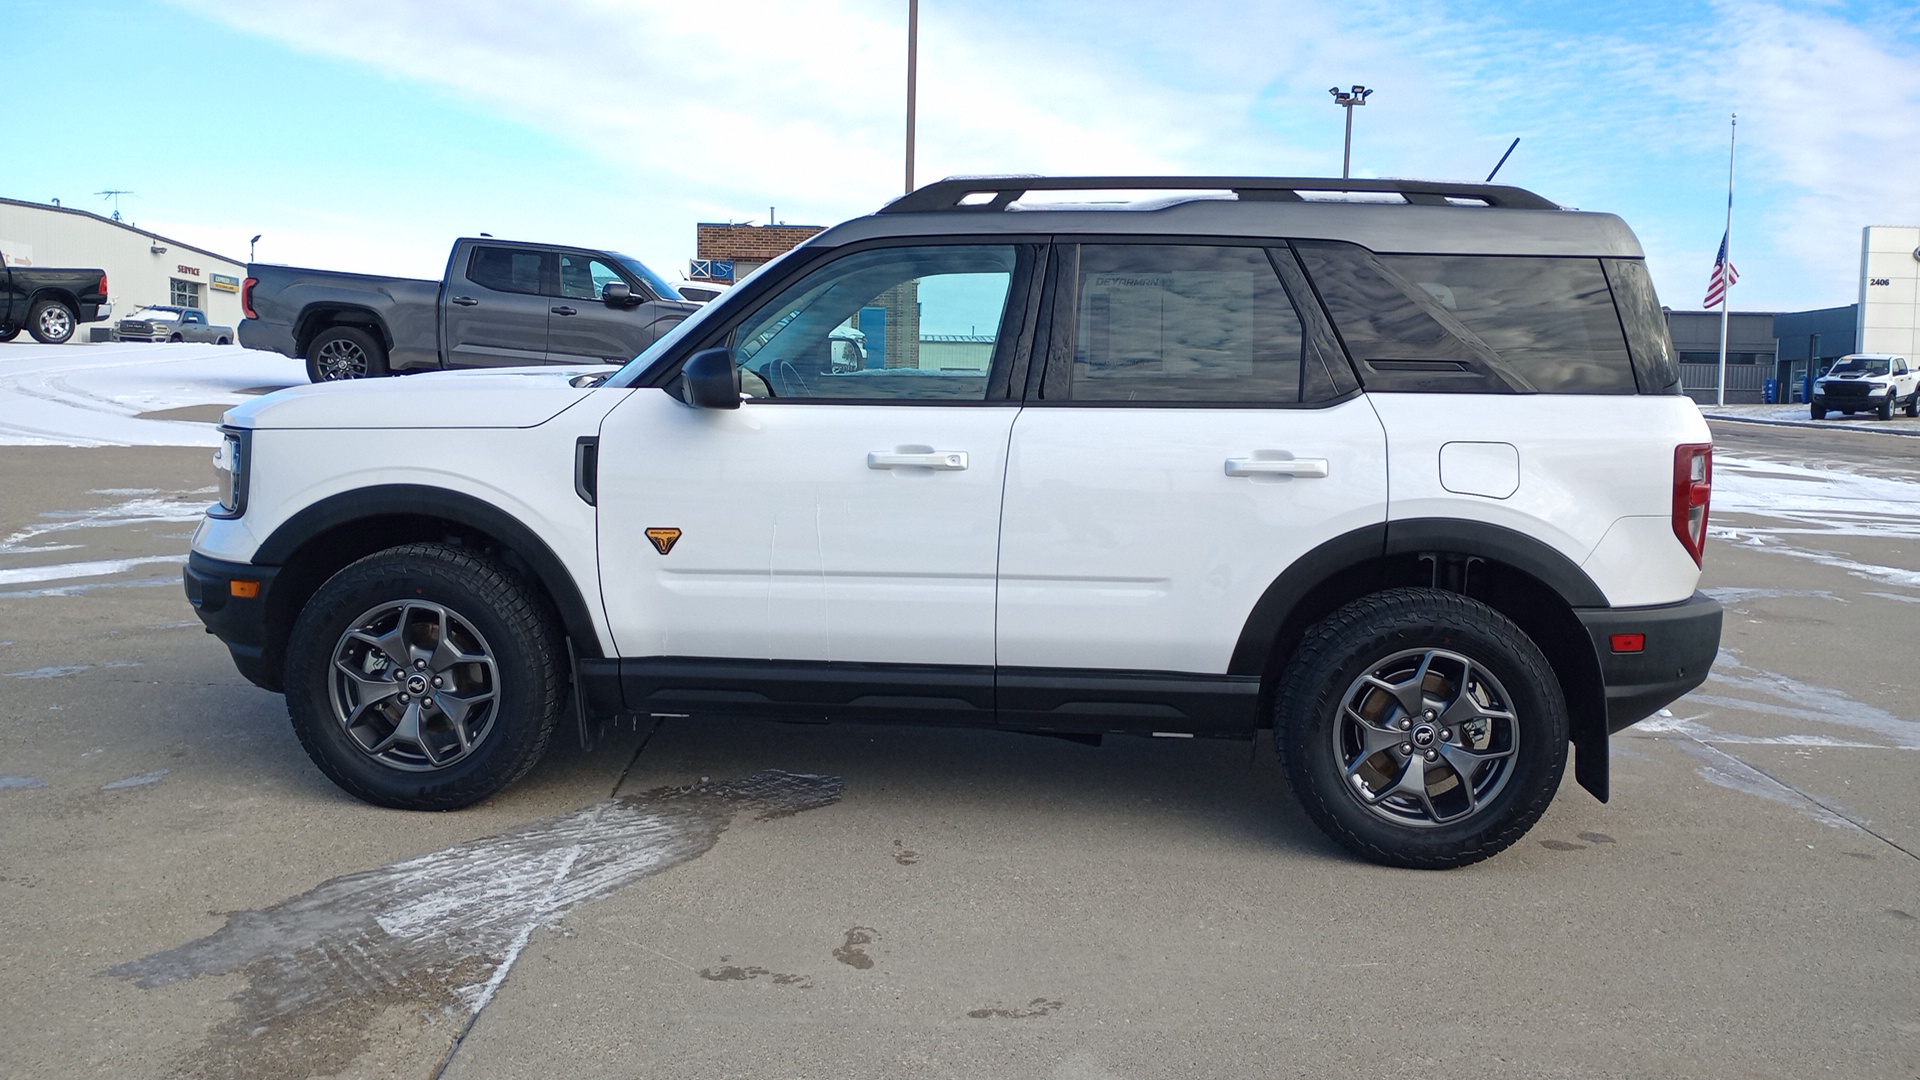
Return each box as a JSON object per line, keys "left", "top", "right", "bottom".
{"left": 616, "top": 657, "right": 994, "bottom": 724}
{"left": 1576, "top": 591, "right": 1723, "bottom": 734}
{"left": 997, "top": 668, "right": 1260, "bottom": 735}
{"left": 1385, "top": 519, "right": 1608, "bottom": 607}
{"left": 184, "top": 552, "right": 282, "bottom": 691}
{"left": 253, "top": 484, "right": 605, "bottom": 658}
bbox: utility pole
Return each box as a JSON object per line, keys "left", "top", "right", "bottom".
{"left": 905, "top": 0, "right": 918, "bottom": 194}
{"left": 1328, "top": 86, "right": 1373, "bottom": 179}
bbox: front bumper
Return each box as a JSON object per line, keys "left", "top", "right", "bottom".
{"left": 184, "top": 551, "right": 283, "bottom": 692}
{"left": 1576, "top": 591, "right": 1722, "bottom": 733}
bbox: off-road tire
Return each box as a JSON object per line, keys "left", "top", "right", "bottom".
{"left": 1274, "top": 587, "right": 1569, "bottom": 870}
{"left": 1906, "top": 392, "right": 1918, "bottom": 418}
{"left": 27, "top": 299, "right": 76, "bottom": 344}
{"left": 0, "top": 322, "right": 19, "bottom": 342}
{"left": 1878, "top": 397, "right": 1895, "bottom": 421}
{"left": 1810, "top": 404, "right": 1826, "bottom": 420}
{"left": 283, "top": 543, "right": 564, "bottom": 810}
{"left": 306, "top": 325, "right": 389, "bottom": 382}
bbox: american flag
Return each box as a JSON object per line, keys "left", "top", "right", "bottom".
{"left": 1703, "top": 231, "right": 1739, "bottom": 308}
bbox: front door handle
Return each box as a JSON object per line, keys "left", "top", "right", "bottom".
{"left": 551, "top": 306, "right": 578, "bottom": 316}
{"left": 867, "top": 450, "right": 968, "bottom": 471}
{"left": 1225, "top": 456, "right": 1330, "bottom": 478}
{"left": 450, "top": 296, "right": 480, "bottom": 307}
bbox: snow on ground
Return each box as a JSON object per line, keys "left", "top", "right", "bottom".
{"left": 1701, "top": 401, "right": 1920, "bottom": 436}
{"left": 1710, "top": 454, "right": 1920, "bottom": 592}
{"left": 0, "top": 340, "right": 305, "bottom": 447}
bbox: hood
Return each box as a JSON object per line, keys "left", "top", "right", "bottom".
{"left": 225, "top": 367, "right": 616, "bottom": 430}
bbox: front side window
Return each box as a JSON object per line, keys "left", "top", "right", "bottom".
{"left": 467, "top": 246, "right": 553, "bottom": 296}
{"left": 724, "top": 244, "right": 1019, "bottom": 401}
{"left": 560, "top": 253, "right": 629, "bottom": 300}
{"left": 1061, "top": 244, "right": 1306, "bottom": 403}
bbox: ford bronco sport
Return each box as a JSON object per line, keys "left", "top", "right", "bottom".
{"left": 185, "top": 176, "right": 1722, "bottom": 868}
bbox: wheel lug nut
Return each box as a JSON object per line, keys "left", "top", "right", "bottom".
{"left": 1399, "top": 718, "right": 1412, "bottom": 730}
{"left": 1440, "top": 728, "right": 1452, "bottom": 740}
{"left": 415, "top": 659, "right": 427, "bottom": 669}
{"left": 1423, "top": 710, "right": 1436, "bottom": 720}
{"left": 1425, "top": 749, "right": 1438, "bottom": 762}
{"left": 432, "top": 677, "right": 443, "bottom": 687}
{"left": 1401, "top": 743, "right": 1413, "bottom": 755}
{"left": 398, "top": 693, "right": 409, "bottom": 702}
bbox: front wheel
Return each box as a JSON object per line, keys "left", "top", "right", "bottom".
{"left": 1878, "top": 398, "right": 1895, "bottom": 421}
{"left": 27, "top": 299, "right": 76, "bottom": 344}
{"left": 283, "top": 544, "right": 565, "bottom": 809}
{"left": 1274, "top": 588, "right": 1570, "bottom": 869}
{"left": 1810, "top": 404, "right": 1826, "bottom": 420}
{"left": 306, "top": 325, "right": 389, "bottom": 381}
{"left": 0, "top": 321, "right": 19, "bottom": 342}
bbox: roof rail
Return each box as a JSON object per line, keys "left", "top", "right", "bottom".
{"left": 880, "top": 176, "right": 1561, "bottom": 213}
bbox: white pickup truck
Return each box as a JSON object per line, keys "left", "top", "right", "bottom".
{"left": 1811, "top": 354, "right": 1919, "bottom": 420}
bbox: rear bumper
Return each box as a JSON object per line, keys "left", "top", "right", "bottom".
{"left": 1576, "top": 591, "right": 1722, "bottom": 733}
{"left": 183, "top": 552, "right": 283, "bottom": 692}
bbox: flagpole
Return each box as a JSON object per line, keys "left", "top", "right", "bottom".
{"left": 1716, "top": 114, "right": 1736, "bottom": 407}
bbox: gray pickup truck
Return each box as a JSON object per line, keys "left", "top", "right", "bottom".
{"left": 239, "top": 238, "right": 697, "bottom": 381}
{"left": 1, "top": 256, "right": 112, "bottom": 344}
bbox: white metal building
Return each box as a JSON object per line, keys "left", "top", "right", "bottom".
{"left": 1859, "top": 225, "right": 1920, "bottom": 358}
{"left": 0, "top": 197, "right": 245, "bottom": 338}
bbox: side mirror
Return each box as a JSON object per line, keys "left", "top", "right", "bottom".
{"left": 680, "top": 348, "right": 741, "bottom": 410}
{"left": 601, "top": 281, "right": 636, "bottom": 306}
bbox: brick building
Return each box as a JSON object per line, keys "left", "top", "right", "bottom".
{"left": 692, "top": 223, "right": 824, "bottom": 283}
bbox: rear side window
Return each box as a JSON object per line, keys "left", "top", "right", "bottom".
{"left": 1062, "top": 244, "right": 1307, "bottom": 403}
{"left": 1601, "top": 259, "right": 1679, "bottom": 393}
{"left": 467, "top": 246, "right": 553, "bottom": 296}
{"left": 1296, "top": 242, "right": 1645, "bottom": 394}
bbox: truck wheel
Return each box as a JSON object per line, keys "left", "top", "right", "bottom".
{"left": 1810, "top": 404, "right": 1826, "bottom": 420}
{"left": 27, "top": 299, "right": 76, "bottom": 344}
{"left": 283, "top": 543, "right": 565, "bottom": 810}
{"left": 0, "top": 322, "right": 19, "bottom": 342}
{"left": 1878, "top": 398, "right": 1895, "bottom": 421}
{"left": 307, "top": 326, "right": 389, "bottom": 381}
{"left": 1274, "top": 588, "right": 1569, "bottom": 870}
{"left": 169, "top": 333, "right": 183, "bottom": 343}
{"left": 1905, "top": 392, "right": 1917, "bottom": 418}
{"left": 217, "top": 337, "right": 231, "bottom": 346}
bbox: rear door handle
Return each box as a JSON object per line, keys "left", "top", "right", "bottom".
{"left": 450, "top": 296, "right": 479, "bottom": 307}
{"left": 551, "top": 306, "right": 578, "bottom": 316}
{"left": 868, "top": 450, "right": 968, "bottom": 471}
{"left": 1225, "top": 456, "right": 1329, "bottom": 478}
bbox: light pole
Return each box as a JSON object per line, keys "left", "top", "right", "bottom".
{"left": 250, "top": 234, "right": 261, "bottom": 262}
{"left": 905, "top": 0, "right": 918, "bottom": 194}
{"left": 1328, "top": 85, "right": 1373, "bottom": 179}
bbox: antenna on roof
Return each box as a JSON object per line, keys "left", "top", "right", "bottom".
{"left": 95, "top": 190, "right": 133, "bottom": 222}
{"left": 1485, "top": 139, "right": 1520, "bottom": 183}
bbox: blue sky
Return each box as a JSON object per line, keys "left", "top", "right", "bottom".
{"left": 10, "top": 0, "right": 1919, "bottom": 312}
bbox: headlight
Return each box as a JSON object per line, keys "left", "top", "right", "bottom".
{"left": 210, "top": 426, "right": 250, "bottom": 518}
{"left": 1868, "top": 385, "right": 1889, "bottom": 395}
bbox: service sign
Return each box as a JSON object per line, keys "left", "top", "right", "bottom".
{"left": 211, "top": 273, "right": 241, "bottom": 293}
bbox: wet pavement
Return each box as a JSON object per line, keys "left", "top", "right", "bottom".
{"left": 1, "top": 419, "right": 1917, "bottom": 1079}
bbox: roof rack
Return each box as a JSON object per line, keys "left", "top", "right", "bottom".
{"left": 880, "top": 176, "right": 1561, "bottom": 214}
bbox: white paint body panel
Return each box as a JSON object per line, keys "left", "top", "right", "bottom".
{"left": 194, "top": 381, "right": 623, "bottom": 651}
{"left": 224, "top": 367, "right": 607, "bottom": 430}
{"left": 1367, "top": 393, "right": 1710, "bottom": 607}
{"left": 996, "top": 398, "right": 1389, "bottom": 673}
{"left": 594, "top": 391, "right": 1016, "bottom": 664}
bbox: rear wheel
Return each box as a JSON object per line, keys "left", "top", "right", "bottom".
{"left": 283, "top": 544, "right": 564, "bottom": 809}
{"left": 1905, "top": 392, "right": 1918, "bottom": 418}
{"left": 27, "top": 299, "right": 76, "bottom": 344}
{"left": 306, "top": 325, "right": 389, "bottom": 381}
{"left": 1275, "top": 588, "right": 1569, "bottom": 869}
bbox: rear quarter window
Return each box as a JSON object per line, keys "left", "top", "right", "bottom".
{"left": 1295, "top": 242, "right": 1647, "bottom": 394}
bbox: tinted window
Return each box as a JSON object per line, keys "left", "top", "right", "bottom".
{"left": 1380, "top": 255, "right": 1636, "bottom": 394}
{"left": 467, "top": 246, "right": 551, "bottom": 296}
{"left": 1064, "top": 245, "right": 1305, "bottom": 403}
{"left": 1602, "top": 259, "right": 1678, "bottom": 392}
{"left": 725, "top": 244, "right": 1019, "bottom": 402}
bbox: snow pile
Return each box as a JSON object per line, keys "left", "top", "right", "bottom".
{"left": 0, "top": 341, "right": 304, "bottom": 447}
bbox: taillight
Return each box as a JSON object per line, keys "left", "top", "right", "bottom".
{"left": 241, "top": 277, "right": 258, "bottom": 320}
{"left": 1672, "top": 443, "right": 1712, "bottom": 567}
{"left": 97, "top": 273, "right": 109, "bottom": 300}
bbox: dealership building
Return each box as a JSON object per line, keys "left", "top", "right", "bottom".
{"left": 1, "top": 197, "right": 246, "bottom": 338}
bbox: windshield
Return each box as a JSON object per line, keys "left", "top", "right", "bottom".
{"left": 1827, "top": 357, "right": 1891, "bottom": 376}
{"left": 604, "top": 249, "right": 803, "bottom": 388}
{"left": 130, "top": 307, "right": 181, "bottom": 322}
{"left": 612, "top": 253, "right": 683, "bottom": 301}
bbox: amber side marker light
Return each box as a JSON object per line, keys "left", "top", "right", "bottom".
{"left": 229, "top": 580, "right": 260, "bottom": 599}
{"left": 1610, "top": 633, "right": 1646, "bottom": 653}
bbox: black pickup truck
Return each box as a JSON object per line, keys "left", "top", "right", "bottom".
{"left": 240, "top": 238, "right": 697, "bottom": 381}
{"left": 0, "top": 255, "right": 112, "bottom": 344}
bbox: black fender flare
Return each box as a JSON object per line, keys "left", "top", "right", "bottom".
{"left": 1230, "top": 518, "right": 1611, "bottom": 801}
{"left": 254, "top": 484, "right": 604, "bottom": 657}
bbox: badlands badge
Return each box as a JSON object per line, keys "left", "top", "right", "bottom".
{"left": 644, "top": 527, "right": 682, "bottom": 555}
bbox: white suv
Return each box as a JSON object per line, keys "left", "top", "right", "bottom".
{"left": 185, "top": 177, "right": 1722, "bottom": 869}
{"left": 1810, "top": 353, "right": 1918, "bottom": 420}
